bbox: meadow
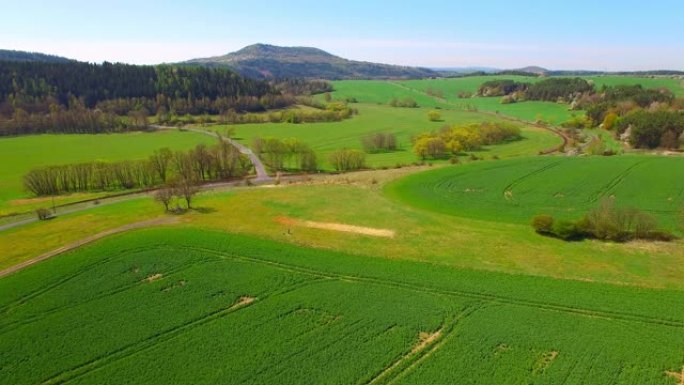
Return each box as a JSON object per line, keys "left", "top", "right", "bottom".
{"left": 0, "top": 130, "right": 214, "bottom": 214}
{"left": 387, "top": 156, "right": 684, "bottom": 231}
{"left": 2, "top": 229, "right": 684, "bottom": 384}
{"left": 217, "top": 103, "right": 562, "bottom": 170}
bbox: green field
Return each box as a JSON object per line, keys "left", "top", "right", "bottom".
{"left": 2, "top": 229, "right": 684, "bottom": 384}
{"left": 218, "top": 103, "right": 561, "bottom": 169}
{"left": 0, "top": 131, "right": 214, "bottom": 211}
{"left": 387, "top": 156, "right": 684, "bottom": 231}
{"left": 327, "top": 75, "right": 684, "bottom": 126}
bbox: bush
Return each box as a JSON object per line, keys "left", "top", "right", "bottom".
{"left": 531, "top": 199, "right": 677, "bottom": 243}
{"left": 532, "top": 215, "right": 554, "bottom": 234}
{"left": 35, "top": 207, "right": 52, "bottom": 220}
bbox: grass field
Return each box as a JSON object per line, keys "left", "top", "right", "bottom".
{"left": 2, "top": 166, "right": 682, "bottom": 289}
{"left": 216, "top": 103, "right": 561, "bottom": 170}
{"left": 2, "top": 228, "right": 684, "bottom": 384}
{"left": 387, "top": 156, "right": 684, "bottom": 231}
{"left": 0, "top": 130, "right": 214, "bottom": 213}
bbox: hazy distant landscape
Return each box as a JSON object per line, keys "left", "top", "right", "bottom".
{"left": 1, "top": 1, "right": 684, "bottom": 384}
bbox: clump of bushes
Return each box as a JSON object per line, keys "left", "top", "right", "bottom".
{"left": 361, "top": 132, "right": 398, "bottom": 153}
{"left": 329, "top": 149, "right": 366, "bottom": 171}
{"left": 389, "top": 98, "right": 418, "bottom": 108}
{"left": 532, "top": 199, "right": 677, "bottom": 242}
{"left": 412, "top": 122, "right": 521, "bottom": 159}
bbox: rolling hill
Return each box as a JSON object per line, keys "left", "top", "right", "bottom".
{"left": 183, "top": 43, "right": 437, "bottom": 80}
{"left": 0, "top": 49, "right": 73, "bottom": 63}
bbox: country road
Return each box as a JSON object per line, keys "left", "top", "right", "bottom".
{"left": 153, "top": 125, "right": 272, "bottom": 182}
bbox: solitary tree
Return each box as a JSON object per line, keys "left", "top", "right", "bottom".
{"left": 174, "top": 177, "right": 200, "bottom": 209}
{"left": 154, "top": 186, "right": 174, "bottom": 212}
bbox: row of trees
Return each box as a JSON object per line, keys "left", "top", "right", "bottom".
{"left": 252, "top": 137, "right": 318, "bottom": 172}
{"left": 532, "top": 199, "right": 676, "bottom": 242}
{"left": 413, "top": 122, "right": 522, "bottom": 159}
{"left": 217, "top": 102, "right": 355, "bottom": 125}
{"left": 24, "top": 141, "right": 249, "bottom": 196}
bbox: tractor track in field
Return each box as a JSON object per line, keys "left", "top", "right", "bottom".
{"left": 0, "top": 257, "right": 201, "bottom": 334}
{"left": 367, "top": 304, "right": 484, "bottom": 385}
{"left": 501, "top": 159, "right": 565, "bottom": 198}
{"left": 0, "top": 217, "right": 178, "bottom": 279}
{"left": 39, "top": 278, "right": 324, "bottom": 385}
{"left": 587, "top": 159, "right": 649, "bottom": 203}
{"left": 177, "top": 245, "right": 684, "bottom": 329}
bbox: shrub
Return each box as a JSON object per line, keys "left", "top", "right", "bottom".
{"left": 35, "top": 207, "right": 52, "bottom": 220}
{"left": 532, "top": 215, "right": 554, "bottom": 234}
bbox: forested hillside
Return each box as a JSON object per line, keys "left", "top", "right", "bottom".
{"left": 0, "top": 61, "right": 292, "bottom": 135}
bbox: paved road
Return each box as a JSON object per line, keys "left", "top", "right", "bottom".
{"left": 154, "top": 125, "right": 272, "bottom": 182}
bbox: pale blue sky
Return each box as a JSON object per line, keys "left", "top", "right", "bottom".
{"left": 2, "top": 0, "right": 683, "bottom": 70}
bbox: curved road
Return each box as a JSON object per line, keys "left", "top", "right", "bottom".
{"left": 153, "top": 125, "right": 272, "bottom": 183}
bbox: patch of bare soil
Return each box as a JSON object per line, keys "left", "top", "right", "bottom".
{"left": 230, "top": 296, "right": 255, "bottom": 309}
{"left": 275, "top": 216, "right": 395, "bottom": 238}
{"left": 0, "top": 216, "right": 179, "bottom": 278}
{"left": 143, "top": 273, "right": 163, "bottom": 283}
{"left": 666, "top": 366, "right": 684, "bottom": 385}
{"left": 533, "top": 351, "right": 558, "bottom": 374}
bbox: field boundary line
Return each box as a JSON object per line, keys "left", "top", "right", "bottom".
{"left": 181, "top": 246, "right": 684, "bottom": 329}
{"left": 0, "top": 217, "right": 178, "bottom": 279}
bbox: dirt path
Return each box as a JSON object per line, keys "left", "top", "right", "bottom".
{"left": 0, "top": 217, "right": 178, "bottom": 278}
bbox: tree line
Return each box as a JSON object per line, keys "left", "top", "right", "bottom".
{"left": 24, "top": 141, "right": 249, "bottom": 196}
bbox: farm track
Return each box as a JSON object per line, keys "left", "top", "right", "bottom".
{"left": 177, "top": 245, "right": 684, "bottom": 329}
{"left": 39, "top": 278, "right": 324, "bottom": 385}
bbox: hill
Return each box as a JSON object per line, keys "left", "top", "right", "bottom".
{"left": 0, "top": 49, "right": 73, "bottom": 63}
{"left": 183, "top": 43, "right": 437, "bottom": 80}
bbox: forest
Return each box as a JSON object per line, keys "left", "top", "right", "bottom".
{"left": 0, "top": 61, "right": 317, "bottom": 135}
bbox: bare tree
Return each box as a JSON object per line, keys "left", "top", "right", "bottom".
{"left": 154, "top": 186, "right": 174, "bottom": 212}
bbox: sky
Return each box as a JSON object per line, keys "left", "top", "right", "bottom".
{"left": 1, "top": 0, "right": 683, "bottom": 71}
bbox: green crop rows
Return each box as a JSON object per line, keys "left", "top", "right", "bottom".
{"left": 387, "top": 156, "right": 684, "bottom": 231}
{"left": 2, "top": 229, "right": 684, "bottom": 384}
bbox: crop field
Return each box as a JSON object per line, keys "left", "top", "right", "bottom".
{"left": 331, "top": 78, "right": 576, "bottom": 125}
{"left": 2, "top": 229, "right": 684, "bottom": 384}
{"left": 219, "top": 103, "right": 561, "bottom": 169}
{"left": 387, "top": 156, "right": 684, "bottom": 231}
{"left": 0, "top": 131, "right": 214, "bottom": 212}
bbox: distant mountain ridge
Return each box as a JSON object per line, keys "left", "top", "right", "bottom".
{"left": 183, "top": 43, "right": 437, "bottom": 80}
{"left": 0, "top": 49, "right": 73, "bottom": 63}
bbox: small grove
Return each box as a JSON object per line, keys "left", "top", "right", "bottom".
{"left": 412, "top": 122, "right": 522, "bottom": 159}
{"left": 23, "top": 140, "right": 249, "bottom": 196}
{"left": 532, "top": 199, "right": 677, "bottom": 242}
